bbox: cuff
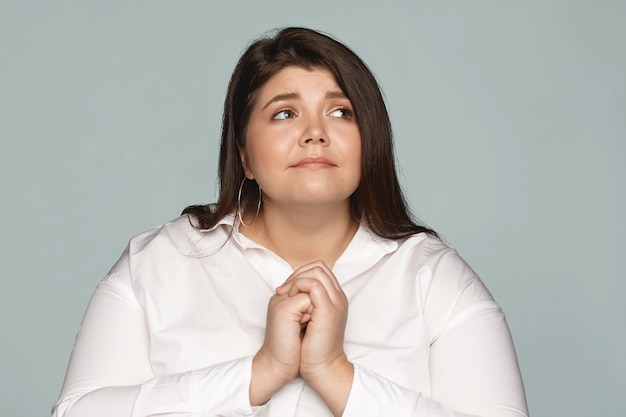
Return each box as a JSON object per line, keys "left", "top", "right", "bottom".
{"left": 132, "top": 356, "right": 268, "bottom": 417}
{"left": 342, "top": 363, "right": 414, "bottom": 417}
{"left": 191, "top": 356, "right": 268, "bottom": 416}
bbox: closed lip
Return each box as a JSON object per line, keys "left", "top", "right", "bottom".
{"left": 291, "top": 156, "right": 336, "bottom": 168}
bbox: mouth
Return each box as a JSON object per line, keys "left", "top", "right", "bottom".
{"left": 291, "top": 156, "right": 337, "bottom": 169}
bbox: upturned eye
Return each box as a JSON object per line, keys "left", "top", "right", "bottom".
{"left": 330, "top": 107, "right": 353, "bottom": 119}
{"left": 272, "top": 109, "right": 295, "bottom": 120}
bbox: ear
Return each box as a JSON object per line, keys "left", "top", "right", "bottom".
{"left": 237, "top": 142, "right": 255, "bottom": 179}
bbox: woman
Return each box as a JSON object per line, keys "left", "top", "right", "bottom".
{"left": 53, "top": 27, "right": 528, "bottom": 417}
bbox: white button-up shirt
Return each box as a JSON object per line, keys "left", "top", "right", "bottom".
{"left": 53, "top": 214, "right": 528, "bottom": 417}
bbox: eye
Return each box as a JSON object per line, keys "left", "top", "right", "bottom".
{"left": 272, "top": 109, "right": 296, "bottom": 120}
{"left": 329, "top": 107, "right": 354, "bottom": 119}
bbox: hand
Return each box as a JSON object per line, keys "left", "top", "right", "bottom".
{"left": 250, "top": 288, "right": 312, "bottom": 405}
{"left": 277, "top": 261, "right": 348, "bottom": 378}
{"left": 276, "top": 261, "right": 354, "bottom": 416}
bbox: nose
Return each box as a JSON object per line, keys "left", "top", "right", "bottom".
{"left": 299, "top": 115, "right": 329, "bottom": 147}
{"left": 304, "top": 137, "right": 326, "bottom": 145}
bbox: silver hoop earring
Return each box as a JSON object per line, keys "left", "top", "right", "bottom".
{"left": 237, "top": 178, "right": 261, "bottom": 227}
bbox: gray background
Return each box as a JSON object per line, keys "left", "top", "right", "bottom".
{"left": 1, "top": 1, "right": 624, "bottom": 416}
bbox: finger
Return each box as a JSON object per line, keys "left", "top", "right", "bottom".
{"left": 300, "top": 304, "right": 313, "bottom": 323}
{"left": 286, "top": 277, "right": 335, "bottom": 310}
{"left": 278, "top": 261, "right": 341, "bottom": 296}
{"left": 300, "top": 312, "right": 311, "bottom": 324}
{"left": 282, "top": 272, "right": 343, "bottom": 307}
{"left": 278, "top": 261, "right": 332, "bottom": 289}
{"left": 269, "top": 292, "right": 313, "bottom": 323}
{"left": 306, "top": 261, "right": 341, "bottom": 293}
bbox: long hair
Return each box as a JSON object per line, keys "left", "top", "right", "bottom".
{"left": 183, "top": 27, "right": 436, "bottom": 239}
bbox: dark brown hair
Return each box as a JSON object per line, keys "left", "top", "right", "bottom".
{"left": 183, "top": 27, "right": 436, "bottom": 239}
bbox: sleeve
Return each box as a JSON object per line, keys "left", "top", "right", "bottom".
{"left": 52, "top": 246, "right": 267, "bottom": 417}
{"left": 342, "top": 249, "right": 528, "bottom": 417}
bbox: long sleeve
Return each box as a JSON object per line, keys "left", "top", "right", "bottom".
{"left": 53, "top": 218, "right": 528, "bottom": 417}
{"left": 341, "top": 244, "right": 528, "bottom": 417}
{"left": 52, "top": 247, "right": 265, "bottom": 417}
{"left": 342, "top": 302, "right": 527, "bottom": 417}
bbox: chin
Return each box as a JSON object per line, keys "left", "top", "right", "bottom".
{"left": 292, "top": 193, "right": 352, "bottom": 207}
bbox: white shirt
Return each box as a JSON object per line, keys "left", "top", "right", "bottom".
{"left": 53, "top": 213, "right": 528, "bottom": 417}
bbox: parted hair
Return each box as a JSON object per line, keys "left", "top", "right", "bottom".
{"left": 183, "top": 27, "right": 436, "bottom": 239}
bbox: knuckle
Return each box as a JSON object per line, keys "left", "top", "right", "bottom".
{"left": 309, "top": 279, "right": 324, "bottom": 290}
{"left": 311, "top": 265, "right": 325, "bottom": 275}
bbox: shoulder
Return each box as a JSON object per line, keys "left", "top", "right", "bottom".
{"left": 127, "top": 215, "right": 197, "bottom": 253}
{"left": 99, "top": 212, "right": 238, "bottom": 307}
{"left": 394, "top": 232, "right": 494, "bottom": 308}
{"left": 350, "top": 227, "right": 462, "bottom": 276}
{"left": 402, "top": 235, "right": 498, "bottom": 335}
{"left": 394, "top": 232, "right": 461, "bottom": 270}
{"left": 112, "top": 213, "right": 234, "bottom": 298}
{"left": 127, "top": 213, "right": 235, "bottom": 258}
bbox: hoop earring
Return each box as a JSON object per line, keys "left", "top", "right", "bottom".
{"left": 237, "top": 178, "right": 261, "bottom": 227}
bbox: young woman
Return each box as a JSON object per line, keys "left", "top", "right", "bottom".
{"left": 53, "top": 27, "right": 528, "bottom": 417}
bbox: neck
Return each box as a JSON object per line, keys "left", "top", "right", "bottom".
{"left": 240, "top": 201, "right": 359, "bottom": 270}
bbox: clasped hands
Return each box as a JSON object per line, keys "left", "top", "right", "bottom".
{"left": 250, "top": 260, "right": 354, "bottom": 414}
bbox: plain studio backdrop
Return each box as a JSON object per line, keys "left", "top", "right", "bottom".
{"left": 1, "top": 1, "right": 624, "bottom": 416}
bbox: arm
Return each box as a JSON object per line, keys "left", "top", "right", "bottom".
{"left": 53, "top": 249, "right": 262, "bottom": 417}
{"left": 342, "top": 301, "right": 528, "bottom": 417}
{"left": 341, "top": 246, "right": 528, "bottom": 417}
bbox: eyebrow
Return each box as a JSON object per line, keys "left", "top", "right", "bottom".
{"left": 261, "top": 93, "right": 299, "bottom": 110}
{"left": 325, "top": 91, "right": 347, "bottom": 100}
{"left": 261, "top": 90, "right": 348, "bottom": 111}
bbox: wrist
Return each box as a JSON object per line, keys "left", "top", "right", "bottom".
{"left": 302, "top": 355, "right": 354, "bottom": 417}
{"left": 301, "top": 353, "right": 351, "bottom": 383}
{"left": 249, "top": 349, "right": 297, "bottom": 406}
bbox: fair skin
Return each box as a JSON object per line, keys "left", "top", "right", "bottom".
{"left": 238, "top": 66, "right": 361, "bottom": 416}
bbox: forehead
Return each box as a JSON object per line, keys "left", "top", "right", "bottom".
{"left": 257, "top": 66, "right": 342, "bottom": 97}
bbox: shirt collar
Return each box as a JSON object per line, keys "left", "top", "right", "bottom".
{"left": 195, "top": 210, "right": 400, "bottom": 278}
{"left": 333, "top": 223, "right": 398, "bottom": 283}
{"left": 204, "top": 212, "right": 398, "bottom": 251}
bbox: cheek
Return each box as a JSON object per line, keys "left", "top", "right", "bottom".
{"left": 348, "top": 134, "right": 363, "bottom": 171}
{"left": 243, "top": 143, "right": 276, "bottom": 180}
